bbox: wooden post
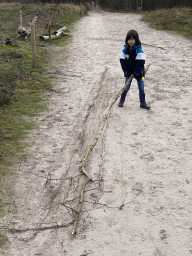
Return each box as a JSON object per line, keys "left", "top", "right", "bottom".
{"left": 80, "top": 0, "right": 82, "bottom": 15}
{"left": 48, "top": 11, "right": 52, "bottom": 42}
{"left": 70, "top": 0, "right": 72, "bottom": 20}
{"left": 31, "top": 24, "right": 36, "bottom": 68}
{"left": 20, "top": 10, "right": 22, "bottom": 27}
{"left": 57, "top": 8, "right": 60, "bottom": 29}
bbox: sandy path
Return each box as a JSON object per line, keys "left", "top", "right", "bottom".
{"left": 2, "top": 7, "right": 192, "bottom": 256}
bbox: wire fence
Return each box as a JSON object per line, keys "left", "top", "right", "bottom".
{"left": 0, "top": 3, "right": 86, "bottom": 46}
{"left": 0, "top": 3, "right": 85, "bottom": 105}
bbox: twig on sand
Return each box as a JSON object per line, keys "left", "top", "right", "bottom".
{"left": 0, "top": 221, "right": 74, "bottom": 234}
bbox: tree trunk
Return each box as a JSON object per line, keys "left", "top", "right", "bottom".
{"left": 40, "top": 26, "right": 68, "bottom": 41}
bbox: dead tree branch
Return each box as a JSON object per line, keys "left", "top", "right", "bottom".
{"left": 40, "top": 26, "right": 68, "bottom": 41}
{"left": 71, "top": 65, "right": 150, "bottom": 236}
{"left": 0, "top": 221, "right": 74, "bottom": 234}
{"left": 71, "top": 177, "right": 91, "bottom": 236}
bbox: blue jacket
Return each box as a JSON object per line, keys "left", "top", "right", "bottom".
{"left": 120, "top": 45, "right": 145, "bottom": 79}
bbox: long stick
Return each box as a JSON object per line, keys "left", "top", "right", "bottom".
{"left": 71, "top": 64, "right": 150, "bottom": 236}
{"left": 71, "top": 177, "right": 91, "bottom": 236}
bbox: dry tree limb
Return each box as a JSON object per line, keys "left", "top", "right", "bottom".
{"left": 71, "top": 64, "right": 150, "bottom": 236}
{"left": 60, "top": 203, "right": 79, "bottom": 213}
{"left": 71, "top": 177, "right": 91, "bottom": 236}
{"left": 0, "top": 221, "right": 74, "bottom": 234}
{"left": 71, "top": 115, "right": 110, "bottom": 236}
{"left": 40, "top": 26, "right": 68, "bottom": 41}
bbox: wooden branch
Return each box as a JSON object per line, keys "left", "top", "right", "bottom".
{"left": 71, "top": 64, "right": 150, "bottom": 236}
{"left": 71, "top": 115, "right": 109, "bottom": 236}
{"left": 71, "top": 177, "right": 91, "bottom": 236}
{"left": 0, "top": 221, "right": 74, "bottom": 234}
{"left": 40, "top": 26, "right": 68, "bottom": 41}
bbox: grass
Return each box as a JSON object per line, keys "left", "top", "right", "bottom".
{"left": 0, "top": 234, "right": 8, "bottom": 248}
{"left": 0, "top": 2, "right": 87, "bottom": 249}
{"left": 142, "top": 7, "right": 192, "bottom": 40}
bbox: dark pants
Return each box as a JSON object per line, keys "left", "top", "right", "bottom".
{"left": 123, "top": 77, "right": 145, "bottom": 95}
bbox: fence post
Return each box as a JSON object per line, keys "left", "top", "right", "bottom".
{"left": 80, "top": 0, "right": 82, "bottom": 15}
{"left": 48, "top": 11, "right": 52, "bottom": 42}
{"left": 57, "top": 8, "right": 60, "bottom": 28}
{"left": 31, "top": 24, "right": 36, "bottom": 68}
{"left": 20, "top": 10, "right": 22, "bottom": 27}
{"left": 70, "top": 0, "right": 72, "bottom": 20}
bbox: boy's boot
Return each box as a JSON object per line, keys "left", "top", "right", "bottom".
{"left": 118, "top": 92, "right": 126, "bottom": 107}
{"left": 139, "top": 93, "right": 150, "bottom": 110}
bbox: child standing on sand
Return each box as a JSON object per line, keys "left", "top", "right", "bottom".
{"left": 118, "top": 29, "right": 150, "bottom": 109}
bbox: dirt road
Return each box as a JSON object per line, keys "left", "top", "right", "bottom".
{"left": 2, "top": 7, "right": 192, "bottom": 256}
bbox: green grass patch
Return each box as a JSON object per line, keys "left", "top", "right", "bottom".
{"left": 0, "top": 234, "right": 8, "bottom": 248}
{"left": 142, "top": 7, "right": 192, "bottom": 40}
{"left": 0, "top": 3, "right": 87, "bottom": 248}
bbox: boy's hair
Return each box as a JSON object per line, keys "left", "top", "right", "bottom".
{"left": 125, "top": 29, "right": 141, "bottom": 46}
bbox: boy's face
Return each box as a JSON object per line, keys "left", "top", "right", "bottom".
{"left": 128, "top": 37, "right": 135, "bottom": 47}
